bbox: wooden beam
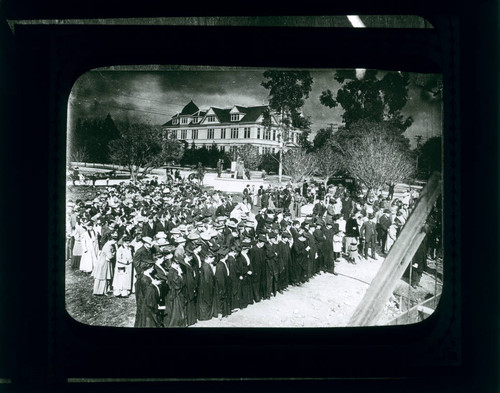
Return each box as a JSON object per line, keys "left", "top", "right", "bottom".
{"left": 387, "top": 293, "right": 442, "bottom": 325}
{"left": 348, "top": 172, "right": 442, "bottom": 326}
{"left": 417, "top": 305, "right": 435, "bottom": 316}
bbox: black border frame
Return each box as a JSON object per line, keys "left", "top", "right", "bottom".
{"left": 0, "top": 2, "right": 498, "bottom": 392}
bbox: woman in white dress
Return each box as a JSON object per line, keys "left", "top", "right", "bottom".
{"left": 385, "top": 223, "right": 398, "bottom": 253}
{"left": 112, "top": 237, "right": 133, "bottom": 297}
{"left": 71, "top": 221, "right": 84, "bottom": 269}
{"left": 80, "top": 223, "right": 98, "bottom": 274}
{"left": 93, "top": 234, "right": 117, "bottom": 296}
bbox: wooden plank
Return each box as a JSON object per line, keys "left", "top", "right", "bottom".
{"left": 348, "top": 172, "right": 442, "bottom": 326}
{"left": 387, "top": 293, "right": 442, "bottom": 325}
{"left": 417, "top": 305, "right": 434, "bottom": 315}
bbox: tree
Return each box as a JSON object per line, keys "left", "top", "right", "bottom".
{"left": 259, "top": 153, "right": 279, "bottom": 174}
{"left": 261, "top": 70, "right": 314, "bottom": 182}
{"left": 417, "top": 136, "right": 441, "bottom": 178}
{"left": 335, "top": 119, "right": 412, "bottom": 152}
{"left": 341, "top": 126, "right": 415, "bottom": 193}
{"left": 70, "top": 113, "right": 120, "bottom": 163}
{"left": 320, "top": 69, "right": 413, "bottom": 131}
{"left": 108, "top": 122, "right": 184, "bottom": 182}
{"left": 261, "top": 70, "right": 313, "bottom": 121}
{"left": 312, "top": 127, "right": 335, "bottom": 151}
{"left": 313, "top": 145, "right": 344, "bottom": 188}
{"left": 282, "top": 148, "right": 317, "bottom": 183}
{"left": 70, "top": 147, "right": 88, "bottom": 164}
{"left": 236, "top": 145, "right": 262, "bottom": 170}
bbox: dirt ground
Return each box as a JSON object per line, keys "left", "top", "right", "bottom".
{"left": 65, "top": 252, "right": 442, "bottom": 328}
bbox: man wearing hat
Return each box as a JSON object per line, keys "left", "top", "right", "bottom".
{"left": 360, "top": 213, "right": 378, "bottom": 260}
{"left": 378, "top": 209, "right": 392, "bottom": 253}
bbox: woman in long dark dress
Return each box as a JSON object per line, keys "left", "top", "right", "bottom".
{"left": 163, "top": 259, "right": 187, "bottom": 327}
{"left": 237, "top": 242, "right": 254, "bottom": 308}
{"left": 180, "top": 253, "right": 198, "bottom": 326}
{"left": 227, "top": 249, "right": 242, "bottom": 311}
{"left": 292, "top": 230, "right": 309, "bottom": 284}
{"left": 141, "top": 268, "right": 164, "bottom": 328}
{"left": 197, "top": 253, "right": 216, "bottom": 321}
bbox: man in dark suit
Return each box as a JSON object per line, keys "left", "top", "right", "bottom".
{"left": 360, "top": 214, "right": 378, "bottom": 259}
{"left": 142, "top": 216, "right": 156, "bottom": 238}
{"left": 378, "top": 209, "right": 392, "bottom": 253}
{"left": 312, "top": 200, "right": 327, "bottom": 218}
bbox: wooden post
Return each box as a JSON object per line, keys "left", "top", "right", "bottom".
{"left": 348, "top": 172, "right": 442, "bottom": 326}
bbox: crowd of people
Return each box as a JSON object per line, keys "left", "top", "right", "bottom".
{"left": 66, "top": 174, "right": 441, "bottom": 327}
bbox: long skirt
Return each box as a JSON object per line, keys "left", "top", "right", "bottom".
{"left": 71, "top": 255, "right": 81, "bottom": 270}
{"left": 93, "top": 278, "right": 111, "bottom": 295}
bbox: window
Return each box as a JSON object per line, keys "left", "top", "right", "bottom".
{"left": 172, "top": 118, "right": 178, "bottom": 125}
{"left": 192, "top": 129, "right": 198, "bottom": 139}
{"left": 230, "top": 146, "right": 238, "bottom": 156}
{"left": 264, "top": 129, "right": 271, "bottom": 140}
{"left": 231, "top": 113, "right": 240, "bottom": 121}
{"left": 181, "top": 117, "right": 189, "bottom": 124}
{"left": 272, "top": 130, "right": 276, "bottom": 141}
{"left": 257, "top": 128, "right": 261, "bottom": 139}
{"left": 208, "top": 128, "right": 215, "bottom": 139}
{"left": 170, "top": 130, "right": 177, "bottom": 139}
{"left": 221, "top": 128, "right": 226, "bottom": 139}
{"left": 206, "top": 115, "right": 217, "bottom": 122}
{"left": 231, "top": 128, "right": 239, "bottom": 138}
{"left": 180, "top": 130, "right": 187, "bottom": 139}
{"left": 244, "top": 127, "right": 251, "bottom": 138}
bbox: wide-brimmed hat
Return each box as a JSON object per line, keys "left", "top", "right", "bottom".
{"left": 154, "top": 238, "right": 169, "bottom": 246}
{"left": 187, "top": 232, "right": 200, "bottom": 241}
{"left": 142, "top": 236, "right": 153, "bottom": 245}
{"left": 155, "top": 231, "right": 167, "bottom": 239}
{"left": 200, "top": 231, "right": 212, "bottom": 241}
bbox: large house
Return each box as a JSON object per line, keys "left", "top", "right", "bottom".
{"left": 161, "top": 101, "right": 302, "bottom": 156}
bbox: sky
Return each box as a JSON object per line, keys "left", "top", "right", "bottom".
{"left": 68, "top": 67, "right": 442, "bottom": 149}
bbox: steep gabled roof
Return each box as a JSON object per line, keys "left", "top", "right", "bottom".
{"left": 210, "top": 107, "right": 231, "bottom": 123}
{"left": 239, "top": 105, "right": 268, "bottom": 123}
{"left": 180, "top": 100, "right": 199, "bottom": 115}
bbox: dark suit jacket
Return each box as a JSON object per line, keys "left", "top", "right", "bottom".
{"left": 360, "top": 220, "right": 377, "bottom": 240}
{"left": 141, "top": 222, "right": 156, "bottom": 238}
{"left": 133, "top": 246, "right": 153, "bottom": 275}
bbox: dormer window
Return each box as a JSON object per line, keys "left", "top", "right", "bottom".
{"left": 231, "top": 113, "right": 240, "bottom": 121}
{"left": 207, "top": 115, "right": 217, "bottom": 122}
{"left": 172, "top": 118, "right": 178, "bottom": 125}
{"left": 192, "top": 117, "right": 198, "bottom": 123}
{"left": 181, "top": 117, "right": 189, "bottom": 124}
